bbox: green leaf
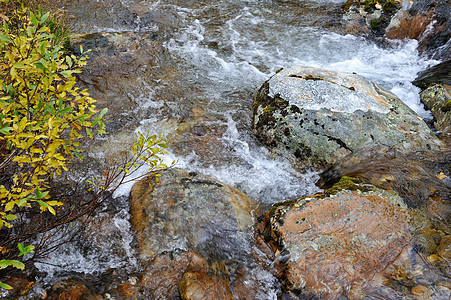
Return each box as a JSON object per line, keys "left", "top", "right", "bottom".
{"left": 58, "top": 107, "right": 72, "bottom": 114}
{"left": 34, "top": 187, "right": 48, "bottom": 199}
{"left": 41, "top": 12, "right": 50, "bottom": 23}
{"left": 17, "top": 198, "right": 28, "bottom": 207}
{"left": 17, "top": 242, "right": 24, "bottom": 253}
{"left": 11, "top": 260, "right": 25, "bottom": 270}
{"left": 98, "top": 108, "right": 108, "bottom": 118}
{"left": 60, "top": 70, "right": 72, "bottom": 77}
{"left": 30, "top": 11, "right": 38, "bottom": 27}
{"left": 0, "top": 126, "right": 13, "bottom": 135}
{"left": 5, "top": 214, "right": 17, "bottom": 221}
{"left": 66, "top": 56, "right": 73, "bottom": 67}
{"left": 14, "top": 62, "right": 25, "bottom": 69}
{"left": 0, "top": 282, "right": 13, "bottom": 290}
{"left": 18, "top": 243, "right": 34, "bottom": 257}
{"left": 0, "top": 34, "right": 11, "bottom": 43}
{"left": 0, "top": 260, "right": 10, "bottom": 269}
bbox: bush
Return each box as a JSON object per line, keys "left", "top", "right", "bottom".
{"left": 0, "top": 5, "right": 170, "bottom": 290}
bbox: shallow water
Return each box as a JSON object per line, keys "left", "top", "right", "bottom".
{"left": 35, "top": 0, "right": 446, "bottom": 297}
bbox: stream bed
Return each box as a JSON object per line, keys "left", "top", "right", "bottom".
{"left": 24, "top": 0, "right": 450, "bottom": 299}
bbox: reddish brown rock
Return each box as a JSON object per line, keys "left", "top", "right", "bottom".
{"left": 385, "top": 10, "right": 434, "bottom": 41}
{"left": 179, "top": 272, "right": 233, "bottom": 300}
{"left": 116, "top": 282, "right": 140, "bottom": 298}
{"left": 47, "top": 278, "right": 101, "bottom": 300}
{"left": 140, "top": 251, "right": 209, "bottom": 299}
{"left": 437, "top": 235, "right": 451, "bottom": 260}
{"left": 263, "top": 189, "right": 412, "bottom": 299}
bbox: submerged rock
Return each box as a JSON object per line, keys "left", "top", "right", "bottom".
{"left": 252, "top": 65, "right": 442, "bottom": 168}
{"left": 129, "top": 168, "right": 259, "bottom": 261}
{"left": 140, "top": 251, "right": 209, "bottom": 299}
{"left": 47, "top": 278, "right": 102, "bottom": 300}
{"left": 261, "top": 185, "right": 412, "bottom": 299}
{"left": 179, "top": 272, "right": 233, "bottom": 300}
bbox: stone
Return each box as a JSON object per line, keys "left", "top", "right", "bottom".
{"left": 252, "top": 66, "right": 442, "bottom": 168}
{"left": 179, "top": 272, "right": 233, "bottom": 300}
{"left": 140, "top": 251, "right": 209, "bottom": 299}
{"left": 437, "top": 235, "right": 451, "bottom": 260}
{"left": 115, "top": 283, "right": 140, "bottom": 298}
{"left": 340, "top": 0, "right": 451, "bottom": 59}
{"left": 261, "top": 187, "right": 412, "bottom": 299}
{"left": 129, "top": 168, "right": 259, "bottom": 261}
{"left": 413, "top": 60, "right": 451, "bottom": 90}
{"left": 411, "top": 285, "right": 429, "bottom": 297}
{"left": 47, "top": 278, "right": 101, "bottom": 300}
{"left": 231, "top": 266, "right": 281, "bottom": 300}
{"left": 419, "top": 83, "right": 451, "bottom": 140}
{"left": 414, "top": 228, "right": 444, "bottom": 255}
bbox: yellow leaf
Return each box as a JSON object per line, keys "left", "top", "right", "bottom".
{"left": 18, "top": 117, "right": 27, "bottom": 132}
{"left": 53, "top": 153, "right": 66, "bottom": 161}
{"left": 4, "top": 201, "right": 15, "bottom": 211}
{"left": 48, "top": 206, "right": 55, "bottom": 215}
{"left": 46, "top": 201, "right": 63, "bottom": 207}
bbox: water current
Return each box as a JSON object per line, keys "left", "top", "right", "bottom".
{"left": 34, "top": 0, "right": 444, "bottom": 297}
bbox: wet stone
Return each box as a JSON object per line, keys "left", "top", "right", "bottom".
{"left": 262, "top": 188, "right": 412, "bottom": 299}
{"left": 179, "top": 272, "right": 233, "bottom": 300}
{"left": 129, "top": 168, "right": 259, "bottom": 261}
{"left": 411, "top": 285, "right": 429, "bottom": 297}
{"left": 437, "top": 235, "right": 451, "bottom": 260}
{"left": 420, "top": 83, "right": 451, "bottom": 142}
{"left": 47, "top": 278, "right": 101, "bottom": 300}
{"left": 140, "top": 251, "right": 209, "bottom": 299}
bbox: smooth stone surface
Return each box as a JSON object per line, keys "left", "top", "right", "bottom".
{"left": 252, "top": 66, "right": 443, "bottom": 168}
{"left": 262, "top": 187, "right": 412, "bottom": 299}
{"left": 179, "top": 272, "right": 233, "bottom": 300}
{"left": 129, "top": 168, "right": 259, "bottom": 261}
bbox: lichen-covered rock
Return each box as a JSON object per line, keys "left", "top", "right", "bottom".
{"left": 129, "top": 168, "right": 259, "bottom": 261}
{"left": 262, "top": 187, "right": 412, "bottom": 299}
{"left": 420, "top": 83, "right": 451, "bottom": 140}
{"left": 252, "top": 66, "right": 442, "bottom": 168}
{"left": 341, "top": 0, "right": 402, "bottom": 37}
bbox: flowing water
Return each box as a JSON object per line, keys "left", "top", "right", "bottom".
{"left": 33, "top": 0, "right": 447, "bottom": 297}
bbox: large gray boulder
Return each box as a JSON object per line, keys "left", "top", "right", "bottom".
{"left": 252, "top": 66, "right": 443, "bottom": 168}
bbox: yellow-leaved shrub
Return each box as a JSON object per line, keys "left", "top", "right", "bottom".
{"left": 0, "top": 5, "right": 172, "bottom": 291}
{"left": 0, "top": 6, "right": 106, "bottom": 289}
